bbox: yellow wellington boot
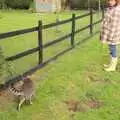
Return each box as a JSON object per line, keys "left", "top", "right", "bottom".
{"left": 103, "top": 58, "right": 111, "bottom": 68}
{"left": 103, "top": 55, "right": 112, "bottom": 68}
{"left": 104, "top": 57, "right": 118, "bottom": 72}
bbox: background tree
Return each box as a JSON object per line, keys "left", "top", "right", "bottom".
{"left": 0, "top": 0, "right": 6, "bottom": 9}
{"left": 65, "top": 0, "right": 105, "bottom": 10}
{"left": 5, "top": 0, "right": 33, "bottom": 9}
{"left": 61, "top": 0, "right": 71, "bottom": 10}
{"left": 0, "top": 0, "right": 106, "bottom": 10}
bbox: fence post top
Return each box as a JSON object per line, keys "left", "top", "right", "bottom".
{"left": 72, "top": 13, "right": 75, "bottom": 17}
{"left": 38, "top": 20, "right": 42, "bottom": 24}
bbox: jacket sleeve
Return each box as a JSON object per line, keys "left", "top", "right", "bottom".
{"left": 109, "top": 10, "right": 119, "bottom": 40}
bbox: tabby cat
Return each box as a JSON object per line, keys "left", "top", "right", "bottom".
{"left": 9, "top": 77, "right": 35, "bottom": 111}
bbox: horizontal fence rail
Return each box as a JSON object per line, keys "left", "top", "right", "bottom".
{"left": 43, "top": 33, "right": 72, "bottom": 48}
{"left": 75, "top": 25, "right": 90, "bottom": 34}
{"left": 75, "top": 11, "right": 97, "bottom": 20}
{"left": 93, "top": 19, "right": 102, "bottom": 26}
{"left": 0, "top": 8, "right": 104, "bottom": 90}
{"left": 43, "top": 18, "right": 72, "bottom": 29}
{"left": 75, "top": 12, "right": 90, "bottom": 20}
{"left": 6, "top": 47, "right": 39, "bottom": 61}
{"left": 0, "top": 26, "right": 38, "bottom": 40}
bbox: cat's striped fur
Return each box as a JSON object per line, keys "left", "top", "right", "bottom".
{"left": 9, "top": 77, "right": 35, "bottom": 111}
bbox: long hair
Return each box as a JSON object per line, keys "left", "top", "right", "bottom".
{"left": 108, "top": 0, "right": 120, "bottom": 6}
{"left": 116, "top": 0, "right": 120, "bottom": 4}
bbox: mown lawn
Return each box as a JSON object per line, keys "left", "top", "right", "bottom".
{"left": 1, "top": 10, "right": 120, "bottom": 120}
{"left": 0, "top": 10, "right": 91, "bottom": 78}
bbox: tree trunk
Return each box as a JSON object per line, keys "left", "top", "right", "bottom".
{"left": 61, "top": 0, "right": 71, "bottom": 10}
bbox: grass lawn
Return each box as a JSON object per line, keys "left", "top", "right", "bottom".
{"left": 1, "top": 10, "right": 120, "bottom": 120}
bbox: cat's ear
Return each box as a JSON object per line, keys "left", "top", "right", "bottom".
{"left": 22, "top": 76, "right": 28, "bottom": 80}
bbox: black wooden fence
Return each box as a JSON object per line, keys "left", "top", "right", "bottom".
{"left": 0, "top": 9, "right": 104, "bottom": 89}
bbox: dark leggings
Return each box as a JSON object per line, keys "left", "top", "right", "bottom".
{"left": 109, "top": 44, "right": 117, "bottom": 58}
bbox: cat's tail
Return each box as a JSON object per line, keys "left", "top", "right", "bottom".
{"left": 9, "top": 85, "right": 24, "bottom": 96}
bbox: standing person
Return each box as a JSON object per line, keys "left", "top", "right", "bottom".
{"left": 100, "top": 0, "right": 120, "bottom": 71}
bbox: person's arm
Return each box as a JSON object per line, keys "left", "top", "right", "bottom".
{"left": 109, "top": 9, "right": 120, "bottom": 40}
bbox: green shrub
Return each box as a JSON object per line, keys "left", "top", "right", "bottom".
{"left": 5, "top": 0, "right": 33, "bottom": 9}
{"left": 0, "top": 46, "right": 14, "bottom": 84}
{"left": 0, "top": 0, "right": 6, "bottom": 9}
{"left": 0, "top": 46, "right": 6, "bottom": 83}
{"left": 71, "top": 0, "right": 106, "bottom": 10}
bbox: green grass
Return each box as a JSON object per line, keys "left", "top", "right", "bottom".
{"left": 1, "top": 10, "right": 120, "bottom": 120}
{"left": 0, "top": 10, "right": 101, "bottom": 79}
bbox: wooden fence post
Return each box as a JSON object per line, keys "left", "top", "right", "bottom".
{"left": 90, "top": 8, "right": 93, "bottom": 34}
{"left": 102, "top": 7, "right": 104, "bottom": 19}
{"left": 38, "top": 20, "right": 43, "bottom": 64}
{"left": 71, "top": 13, "right": 75, "bottom": 47}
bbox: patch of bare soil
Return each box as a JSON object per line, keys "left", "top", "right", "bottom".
{"left": 85, "top": 99, "right": 103, "bottom": 109}
{"left": 65, "top": 98, "right": 103, "bottom": 113}
{"left": 0, "top": 89, "right": 16, "bottom": 110}
{"left": 65, "top": 100, "right": 84, "bottom": 112}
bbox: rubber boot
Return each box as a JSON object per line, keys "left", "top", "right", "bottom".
{"left": 104, "top": 57, "right": 118, "bottom": 71}
{"left": 103, "top": 55, "right": 112, "bottom": 68}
